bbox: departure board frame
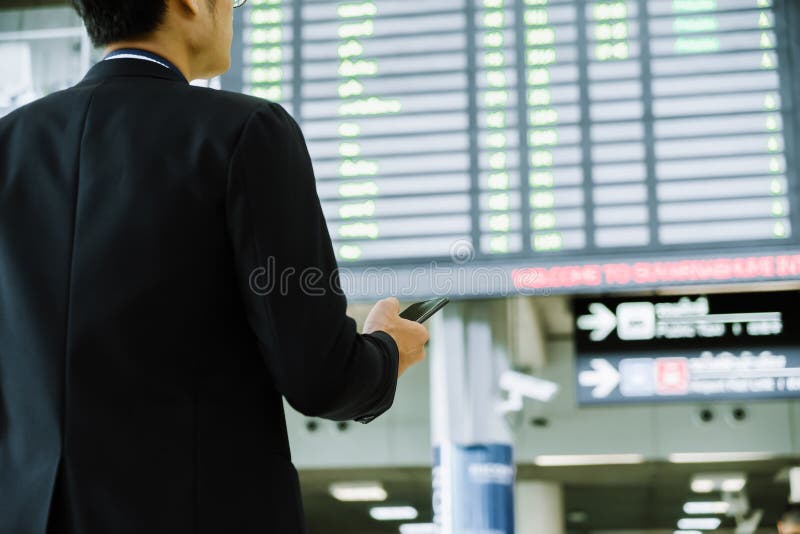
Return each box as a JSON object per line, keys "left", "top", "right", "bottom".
{"left": 221, "top": 0, "right": 800, "bottom": 300}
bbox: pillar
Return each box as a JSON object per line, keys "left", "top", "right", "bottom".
{"left": 515, "top": 481, "right": 564, "bottom": 534}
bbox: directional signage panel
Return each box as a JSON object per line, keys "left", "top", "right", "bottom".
{"left": 573, "top": 291, "right": 800, "bottom": 404}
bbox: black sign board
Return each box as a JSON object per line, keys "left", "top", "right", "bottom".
{"left": 573, "top": 291, "right": 800, "bottom": 404}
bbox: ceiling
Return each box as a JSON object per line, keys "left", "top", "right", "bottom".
{"left": 0, "top": 0, "right": 65, "bottom": 8}
{"left": 298, "top": 459, "right": 794, "bottom": 534}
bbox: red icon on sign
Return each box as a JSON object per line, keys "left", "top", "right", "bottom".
{"left": 656, "top": 358, "right": 689, "bottom": 395}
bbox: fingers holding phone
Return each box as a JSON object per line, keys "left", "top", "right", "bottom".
{"left": 363, "top": 297, "right": 432, "bottom": 377}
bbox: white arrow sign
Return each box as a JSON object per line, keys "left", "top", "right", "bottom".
{"left": 578, "top": 358, "right": 621, "bottom": 399}
{"left": 577, "top": 303, "right": 617, "bottom": 341}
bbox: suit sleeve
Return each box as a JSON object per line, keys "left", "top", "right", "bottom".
{"left": 225, "top": 102, "right": 399, "bottom": 423}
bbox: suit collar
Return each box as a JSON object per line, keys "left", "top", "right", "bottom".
{"left": 104, "top": 48, "right": 187, "bottom": 80}
{"left": 79, "top": 57, "right": 190, "bottom": 86}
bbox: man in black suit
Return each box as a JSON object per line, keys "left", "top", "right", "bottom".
{"left": 0, "top": 0, "right": 430, "bottom": 532}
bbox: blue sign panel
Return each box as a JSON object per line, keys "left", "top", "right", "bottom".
{"left": 433, "top": 444, "right": 514, "bottom": 534}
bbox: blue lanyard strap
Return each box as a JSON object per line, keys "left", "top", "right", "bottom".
{"left": 103, "top": 48, "right": 188, "bottom": 83}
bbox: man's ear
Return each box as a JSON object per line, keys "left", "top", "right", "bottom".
{"left": 175, "top": 0, "right": 201, "bottom": 17}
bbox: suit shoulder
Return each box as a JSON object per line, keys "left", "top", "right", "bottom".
{"left": 184, "top": 85, "right": 294, "bottom": 127}
{"left": 0, "top": 87, "right": 77, "bottom": 132}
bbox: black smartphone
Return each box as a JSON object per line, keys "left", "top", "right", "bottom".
{"left": 399, "top": 297, "right": 450, "bottom": 323}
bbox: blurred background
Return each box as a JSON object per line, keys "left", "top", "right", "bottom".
{"left": 3, "top": 1, "right": 800, "bottom": 533}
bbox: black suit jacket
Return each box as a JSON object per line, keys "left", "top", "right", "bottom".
{"left": 0, "top": 57, "right": 400, "bottom": 534}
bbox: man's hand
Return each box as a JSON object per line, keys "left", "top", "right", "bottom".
{"left": 363, "top": 297, "right": 430, "bottom": 377}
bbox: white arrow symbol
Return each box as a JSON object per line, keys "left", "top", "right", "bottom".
{"left": 576, "top": 303, "right": 617, "bottom": 341}
{"left": 578, "top": 358, "right": 621, "bottom": 399}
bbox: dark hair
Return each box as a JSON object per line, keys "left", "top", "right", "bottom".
{"left": 782, "top": 503, "right": 800, "bottom": 524}
{"left": 70, "top": 1, "right": 169, "bottom": 47}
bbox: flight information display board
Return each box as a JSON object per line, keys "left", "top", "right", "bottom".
{"left": 221, "top": 0, "right": 800, "bottom": 298}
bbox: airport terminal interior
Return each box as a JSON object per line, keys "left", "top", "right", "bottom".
{"left": 2, "top": 0, "right": 800, "bottom": 533}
